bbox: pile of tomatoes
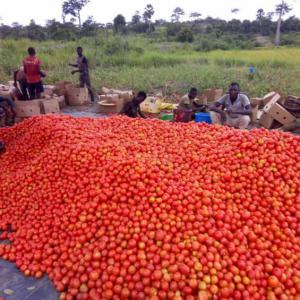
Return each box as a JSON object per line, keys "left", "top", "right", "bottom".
{"left": 0, "top": 115, "right": 300, "bottom": 300}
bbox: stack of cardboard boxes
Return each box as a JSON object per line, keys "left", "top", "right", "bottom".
{"left": 98, "top": 87, "right": 133, "bottom": 114}
{"left": 13, "top": 82, "right": 72, "bottom": 119}
{"left": 15, "top": 97, "right": 62, "bottom": 118}
{"left": 251, "top": 92, "right": 297, "bottom": 129}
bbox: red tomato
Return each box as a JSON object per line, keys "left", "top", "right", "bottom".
{"left": 0, "top": 116, "right": 299, "bottom": 299}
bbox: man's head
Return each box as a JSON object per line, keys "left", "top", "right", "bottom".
{"left": 77, "top": 47, "right": 83, "bottom": 56}
{"left": 228, "top": 82, "right": 240, "bottom": 100}
{"left": 135, "top": 91, "right": 147, "bottom": 104}
{"left": 28, "top": 47, "right": 36, "bottom": 56}
{"left": 0, "top": 141, "right": 5, "bottom": 154}
{"left": 188, "top": 87, "right": 198, "bottom": 100}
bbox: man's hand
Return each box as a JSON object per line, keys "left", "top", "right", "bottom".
{"left": 220, "top": 110, "right": 227, "bottom": 122}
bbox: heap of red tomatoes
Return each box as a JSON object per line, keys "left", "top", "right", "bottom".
{"left": 0, "top": 115, "right": 300, "bottom": 300}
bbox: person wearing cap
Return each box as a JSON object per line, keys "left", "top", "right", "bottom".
{"left": 210, "top": 82, "right": 251, "bottom": 129}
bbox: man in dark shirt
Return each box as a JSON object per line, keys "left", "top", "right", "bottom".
{"left": 120, "top": 91, "right": 147, "bottom": 118}
{"left": 13, "top": 67, "right": 29, "bottom": 100}
{"left": 0, "top": 97, "right": 16, "bottom": 126}
{"left": 70, "top": 46, "right": 94, "bottom": 102}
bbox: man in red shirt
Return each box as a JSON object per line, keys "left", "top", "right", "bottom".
{"left": 23, "top": 47, "right": 45, "bottom": 100}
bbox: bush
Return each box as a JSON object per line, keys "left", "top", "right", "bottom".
{"left": 176, "top": 27, "right": 194, "bottom": 43}
{"left": 194, "top": 39, "right": 230, "bottom": 52}
{"left": 166, "top": 23, "right": 182, "bottom": 37}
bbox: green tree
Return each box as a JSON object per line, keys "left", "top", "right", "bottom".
{"left": 190, "top": 12, "right": 202, "bottom": 23}
{"left": 62, "top": 0, "right": 89, "bottom": 33}
{"left": 171, "top": 7, "right": 185, "bottom": 23}
{"left": 46, "top": 19, "right": 78, "bottom": 40}
{"left": 177, "top": 26, "right": 194, "bottom": 42}
{"left": 26, "top": 19, "right": 46, "bottom": 40}
{"left": 143, "top": 4, "right": 155, "bottom": 33}
{"left": 131, "top": 11, "right": 141, "bottom": 25}
{"left": 82, "top": 16, "right": 98, "bottom": 37}
{"left": 256, "top": 8, "right": 265, "bottom": 33}
{"left": 275, "top": 1, "right": 292, "bottom": 45}
{"left": 267, "top": 12, "right": 275, "bottom": 20}
{"left": 113, "top": 14, "right": 126, "bottom": 34}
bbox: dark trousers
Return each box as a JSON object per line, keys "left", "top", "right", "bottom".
{"left": 28, "top": 81, "right": 44, "bottom": 100}
{"left": 80, "top": 72, "right": 94, "bottom": 102}
{"left": 19, "top": 80, "right": 29, "bottom": 100}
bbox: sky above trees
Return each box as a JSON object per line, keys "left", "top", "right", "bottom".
{"left": 1, "top": 0, "right": 300, "bottom": 25}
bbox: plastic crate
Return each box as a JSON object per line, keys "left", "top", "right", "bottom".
{"left": 160, "top": 114, "right": 173, "bottom": 122}
{"left": 195, "top": 112, "right": 212, "bottom": 124}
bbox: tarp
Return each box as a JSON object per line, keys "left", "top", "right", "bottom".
{"left": 0, "top": 259, "right": 58, "bottom": 300}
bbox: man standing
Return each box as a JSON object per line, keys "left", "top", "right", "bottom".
{"left": 23, "top": 47, "right": 45, "bottom": 100}
{"left": 70, "top": 47, "right": 94, "bottom": 102}
{"left": 210, "top": 82, "right": 251, "bottom": 129}
{"left": 120, "top": 91, "right": 147, "bottom": 118}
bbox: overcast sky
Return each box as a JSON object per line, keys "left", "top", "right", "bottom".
{"left": 1, "top": 0, "right": 300, "bottom": 25}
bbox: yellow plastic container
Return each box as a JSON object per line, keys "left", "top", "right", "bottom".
{"left": 141, "top": 97, "right": 162, "bottom": 114}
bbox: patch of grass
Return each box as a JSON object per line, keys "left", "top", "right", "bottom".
{"left": 1, "top": 37, "right": 300, "bottom": 96}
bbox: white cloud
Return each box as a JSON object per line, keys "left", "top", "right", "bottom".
{"left": 1, "top": 0, "right": 299, "bottom": 25}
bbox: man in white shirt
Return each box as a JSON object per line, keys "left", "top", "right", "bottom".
{"left": 210, "top": 82, "right": 251, "bottom": 129}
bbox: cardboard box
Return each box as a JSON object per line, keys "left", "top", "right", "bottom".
{"left": 110, "top": 89, "right": 133, "bottom": 101}
{"left": 98, "top": 99, "right": 124, "bottom": 114}
{"left": 250, "top": 105, "right": 258, "bottom": 124}
{"left": 53, "top": 81, "right": 73, "bottom": 96}
{"left": 263, "top": 92, "right": 278, "bottom": 105}
{"left": 15, "top": 100, "right": 41, "bottom": 117}
{"left": 66, "top": 87, "right": 89, "bottom": 106}
{"left": 42, "top": 86, "right": 54, "bottom": 97}
{"left": 251, "top": 98, "right": 264, "bottom": 108}
{"left": 99, "top": 95, "right": 109, "bottom": 101}
{"left": 100, "top": 87, "right": 112, "bottom": 94}
{"left": 41, "top": 99, "right": 60, "bottom": 114}
{"left": 263, "top": 93, "right": 282, "bottom": 113}
{"left": 259, "top": 113, "right": 274, "bottom": 129}
{"left": 201, "top": 89, "right": 223, "bottom": 103}
{"left": 266, "top": 103, "right": 296, "bottom": 125}
{"left": 57, "top": 96, "right": 66, "bottom": 109}
{"left": 106, "top": 94, "right": 120, "bottom": 103}
{"left": 257, "top": 110, "right": 264, "bottom": 120}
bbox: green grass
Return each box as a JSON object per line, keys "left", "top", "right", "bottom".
{"left": 1, "top": 36, "right": 300, "bottom": 97}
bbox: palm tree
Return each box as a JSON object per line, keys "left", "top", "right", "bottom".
{"left": 256, "top": 9, "right": 265, "bottom": 33}
{"left": 275, "top": 1, "right": 292, "bottom": 46}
